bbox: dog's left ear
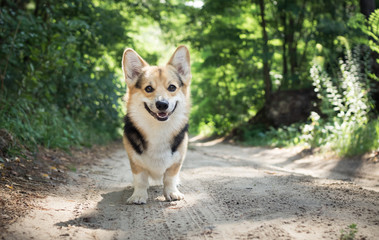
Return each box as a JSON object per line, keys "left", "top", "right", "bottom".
{"left": 122, "top": 48, "right": 149, "bottom": 87}
{"left": 167, "top": 46, "right": 191, "bottom": 84}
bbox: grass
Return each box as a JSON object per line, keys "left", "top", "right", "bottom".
{"left": 339, "top": 224, "right": 358, "bottom": 240}
{"left": 329, "top": 118, "right": 379, "bottom": 156}
{"left": 242, "top": 124, "right": 304, "bottom": 147}
{"left": 241, "top": 117, "right": 379, "bottom": 157}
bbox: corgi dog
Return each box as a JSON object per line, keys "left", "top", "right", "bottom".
{"left": 121, "top": 46, "right": 191, "bottom": 204}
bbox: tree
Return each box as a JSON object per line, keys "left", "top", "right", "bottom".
{"left": 360, "top": 0, "right": 376, "bottom": 18}
{"left": 258, "top": 0, "right": 272, "bottom": 103}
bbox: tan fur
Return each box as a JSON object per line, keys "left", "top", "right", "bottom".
{"left": 123, "top": 64, "right": 190, "bottom": 173}
{"left": 165, "top": 163, "right": 181, "bottom": 177}
{"left": 125, "top": 66, "right": 190, "bottom": 114}
{"left": 122, "top": 46, "right": 191, "bottom": 204}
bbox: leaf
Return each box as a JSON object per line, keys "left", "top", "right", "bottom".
{"left": 41, "top": 173, "right": 50, "bottom": 178}
{"left": 49, "top": 166, "right": 58, "bottom": 172}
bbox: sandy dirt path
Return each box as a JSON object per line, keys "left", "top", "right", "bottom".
{"left": 2, "top": 141, "right": 379, "bottom": 240}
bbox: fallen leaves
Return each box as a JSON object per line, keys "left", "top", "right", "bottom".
{"left": 41, "top": 173, "right": 50, "bottom": 179}
{"left": 49, "top": 166, "right": 58, "bottom": 172}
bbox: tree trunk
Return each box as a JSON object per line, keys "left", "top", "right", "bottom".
{"left": 281, "top": 12, "right": 288, "bottom": 89}
{"left": 360, "top": 0, "right": 376, "bottom": 19}
{"left": 288, "top": 16, "right": 297, "bottom": 88}
{"left": 258, "top": 0, "right": 272, "bottom": 103}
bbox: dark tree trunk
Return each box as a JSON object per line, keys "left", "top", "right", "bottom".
{"left": 288, "top": 16, "right": 297, "bottom": 86}
{"left": 281, "top": 13, "right": 288, "bottom": 89}
{"left": 360, "top": 0, "right": 376, "bottom": 19}
{"left": 34, "top": 0, "right": 41, "bottom": 17}
{"left": 258, "top": 0, "right": 272, "bottom": 103}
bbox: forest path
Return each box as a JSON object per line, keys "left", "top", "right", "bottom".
{"left": 3, "top": 141, "right": 379, "bottom": 240}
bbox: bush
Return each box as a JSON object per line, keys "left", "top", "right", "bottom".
{"left": 0, "top": 0, "right": 130, "bottom": 152}
{"left": 303, "top": 43, "right": 378, "bottom": 156}
{"left": 243, "top": 124, "right": 303, "bottom": 147}
{"left": 0, "top": 97, "right": 117, "bottom": 153}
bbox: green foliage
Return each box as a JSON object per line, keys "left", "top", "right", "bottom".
{"left": 0, "top": 0, "right": 130, "bottom": 151}
{"left": 302, "top": 45, "right": 378, "bottom": 156}
{"left": 368, "top": 9, "right": 379, "bottom": 48}
{"left": 242, "top": 41, "right": 378, "bottom": 155}
{"left": 1, "top": 0, "right": 376, "bottom": 157}
{"left": 179, "top": 0, "right": 365, "bottom": 136}
{"left": 243, "top": 124, "right": 303, "bottom": 147}
{"left": 367, "top": 9, "right": 379, "bottom": 81}
{"left": 339, "top": 224, "right": 358, "bottom": 240}
{"left": 186, "top": 2, "right": 265, "bottom": 135}
{"left": 0, "top": 97, "right": 115, "bottom": 153}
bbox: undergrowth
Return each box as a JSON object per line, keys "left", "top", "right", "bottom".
{"left": 242, "top": 43, "right": 379, "bottom": 156}
{"left": 0, "top": 1, "right": 127, "bottom": 156}
{"left": 0, "top": 97, "right": 117, "bottom": 156}
{"left": 243, "top": 124, "right": 303, "bottom": 147}
{"left": 303, "top": 43, "right": 378, "bottom": 156}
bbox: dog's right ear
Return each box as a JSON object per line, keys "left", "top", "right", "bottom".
{"left": 122, "top": 48, "right": 148, "bottom": 86}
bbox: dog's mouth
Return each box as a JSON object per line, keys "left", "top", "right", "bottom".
{"left": 144, "top": 102, "right": 178, "bottom": 121}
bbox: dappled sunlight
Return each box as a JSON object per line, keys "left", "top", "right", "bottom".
{"left": 182, "top": 166, "right": 269, "bottom": 180}
{"left": 189, "top": 135, "right": 226, "bottom": 146}
{"left": 187, "top": 142, "right": 305, "bottom": 169}
{"left": 186, "top": 142, "right": 379, "bottom": 192}
{"left": 2, "top": 1, "right": 379, "bottom": 239}
{"left": 5, "top": 143, "right": 379, "bottom": 239}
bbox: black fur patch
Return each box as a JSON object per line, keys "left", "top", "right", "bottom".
{"left": 124, "top": 115, "right": 147, "bottom": 154}
{"left": 171, "top": 123, "right": 189, "bottom": 154}
{"left": 135, "top": 72, "right": 144, "bottom": 89}
{"left": 174, "top": 71, "right": 184, "bottom": 87}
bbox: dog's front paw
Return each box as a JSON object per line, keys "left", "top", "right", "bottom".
{"left": 164, "top": 190, "right": 184, "bottom": 202}
{"left": 127, "top": 192, "right": 148, "bottom": 205}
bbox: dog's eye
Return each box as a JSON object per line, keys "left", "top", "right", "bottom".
{"left": 168, "top": 84, "right": 177, "bottom": 92}
{"left": 145, "top": 86, "right": 154, "bottom": 93}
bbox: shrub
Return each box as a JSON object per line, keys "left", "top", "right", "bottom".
{"left": 303, "top": 43, "right": 378, "bottom": 156}
{"left": 0, "top": 0, "right": 130, "bottom": 152}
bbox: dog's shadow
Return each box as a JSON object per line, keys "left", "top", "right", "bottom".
{"left": 56, "top": 185, "right": 171, "bottom": 230}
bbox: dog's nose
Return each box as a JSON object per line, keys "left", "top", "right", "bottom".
{"left": 156, "top": 100, "right": 169, "bottom": 111}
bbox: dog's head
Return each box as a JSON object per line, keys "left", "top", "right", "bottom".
{"left": 122, "top": 46, "right": 191, "bottom": 122}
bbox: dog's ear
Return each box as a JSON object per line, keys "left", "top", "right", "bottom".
{"left": 122, "top": 48, "right": 148, "bottom": 86}
{"left": 167, "top": 46, "right": 191, "bottom": 84}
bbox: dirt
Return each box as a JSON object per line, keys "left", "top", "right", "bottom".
{"left": 1, "top": 139, "right": 379, "bottom": 240}
{"left": 0, "top": 142, "right": 118, "bottom": 228}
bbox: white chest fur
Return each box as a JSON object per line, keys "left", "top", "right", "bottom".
{"left": 128, "top": 107, "right": 188, "bottom": 179}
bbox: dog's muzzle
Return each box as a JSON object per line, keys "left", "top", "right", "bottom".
{"left": 144, "top": 101, "right": 178, "bottom": 121}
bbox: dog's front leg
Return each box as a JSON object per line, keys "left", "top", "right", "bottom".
{"left": 163, "top": 163, "right": 184, "bottom": 201}
{"left": 127, "top": 171, "right": 149, "bottom": 204}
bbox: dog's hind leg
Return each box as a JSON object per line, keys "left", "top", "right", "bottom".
{"left": 163, "top": 162, "right": 184, "bottom": 201}
{"left": 127, "top": 171, "right": 149, "bottom": 204}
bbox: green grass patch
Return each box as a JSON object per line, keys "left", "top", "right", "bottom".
{"left": 242, "top": 124, "right": 304, "bottom": 147}
{"left": 326, "top": 118, "right": 379, "bottom": 156}
{"left": 242, "top": 117, "right": 378, "bottom": 157}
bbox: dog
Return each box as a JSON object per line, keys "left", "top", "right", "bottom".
{"left": 121, "top": 46, "right": 191, "bottom": 204}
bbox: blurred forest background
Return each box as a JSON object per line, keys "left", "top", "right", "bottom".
{"left": 1, "top": 0, "right": 379, "bottom": 157}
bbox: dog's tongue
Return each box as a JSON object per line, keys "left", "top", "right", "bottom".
{"left": 158, "top": 112, "right": 168, "bottom": 118}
